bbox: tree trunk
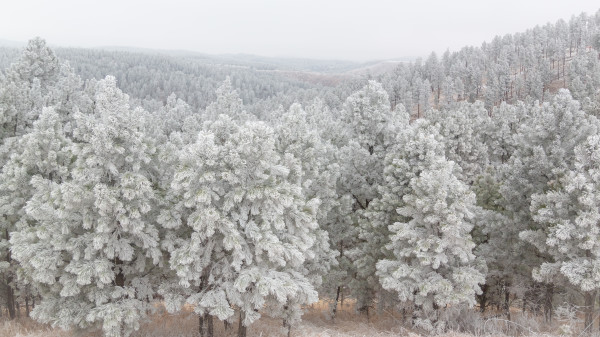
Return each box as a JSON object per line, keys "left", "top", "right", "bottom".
{"left": 114, "top": 257, "right": 125, "bottom": 287}
{"left": 237, "top": 311, "right": 247, "bottom": 337}
{"left": 6, "top": 280, "right": 15, "bottom": 319}
{"left": 25, "top": 295, "right": 30, "bottom": 317}
{"left": 332, "top": 286, "right": 341, "bottom": 322}
{"left": 332, "top": 240, "right": 344, "bottom": 321}
{"left": 207, "top": 314, "right": 214, "bottom": 337}
{"left": 503, "top": 288, "right": 511, "bottom": 321}
{"left": 543, "top": 284, "right": 553, "bottom": 323}
{"left": 4, "top": 229, "right": 16, "bottom": 320}
{"left": 563, "top": 57, "right": 566, "bottom": 86}
{"left": 198, "top": 314, "right": 214, "bottom": 337}
{"left": 478, "top": 284, "right": 488, "bottom": 313}
{"left": 282, "top": 318, "right": 292, "bottom": 337}
{"left": 584, "top": 291, "right": 595, "bottom": 333}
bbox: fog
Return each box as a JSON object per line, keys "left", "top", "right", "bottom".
{"left": 1, "top": 0, "right": 598, "bottom": 61}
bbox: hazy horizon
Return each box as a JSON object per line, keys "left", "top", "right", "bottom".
{"left": 0, "top": 1, "right": 599, "bottom": 62}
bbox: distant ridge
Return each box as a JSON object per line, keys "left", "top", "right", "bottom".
{"left": 0, "top": 37, "right": 417, "bottom": 75}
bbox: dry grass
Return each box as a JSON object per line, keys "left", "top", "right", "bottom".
{"left": 0, "top": 317, "right": 72, "bottom": 337}
{"left": 0, "top": 302, "right": 578, "bottom": 337}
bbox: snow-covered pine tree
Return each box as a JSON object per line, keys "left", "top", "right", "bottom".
{"left": 0, "top": 107, "right": 76, "bottom": 319}
{"left": 500, "top": 89, "right": 600, "bottom": 321}
{"left": 335, "top": 81, "right": 405, "bottom": 314}
{"left": 0, "top": 38, "right": 61, "bottom": 141}
{"left": 0, "top": 38, "right": 85, "bottom": 320}
{"left": 203, "top": 77, "right": 252, "bottom": 122}
{"left": 375, "top": 120, "right": 485, "bottom": 332}
{"left": 274, "top": 103, "right": 338, "bottom": 301}
{"left": 426, "top": 101, "right": 490, "bottom": 184}
{"left": 159, "top": 114, "right": 320, "bottom": 337}
{"left": 525, "top": 134, "right": 600, "bottom": 329}
{"left": 11, "top": 76, "right": 165, "bottom": 337}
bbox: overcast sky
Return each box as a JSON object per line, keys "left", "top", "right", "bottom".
{"left": 0, "top": 0, "right": 598, "bottom": 61}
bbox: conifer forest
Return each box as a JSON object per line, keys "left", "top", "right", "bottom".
{"left": 2, "top": 7, "right": 600, "bottom": 337}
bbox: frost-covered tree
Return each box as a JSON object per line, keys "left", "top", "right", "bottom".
{"left": 158, "top": 115, "right": 320, "bottom": 337}
{"left": 0, "top": 38, "right": 85, "bottom": 319}
{"left": 274, "top": 104, "right": 338, "bottom": 272}
{"left": 376, "top": 120, "right": 485, "bottom": 332}
{"left": 500, "top": 89, "right": 600, "bottom": 321}
{"left": 486, "top": 101, "right": 528, "bottom": 164}
{"left": 153, "top": 93, "right": 199, "bottom": 141}
{"left": 203, "top": 77, "right": 252, "bottom": 122}
{"left": 335, "top": 81, "right": 406, "bottom": 313}
{"left": 439, "top": 76, "right": 456, "bottom": 110}
{"left": 0, "top": 107, "right": 76, "bottom": 319}
{"left": 415, "top": 78, "right": 431, "bottom": 118}
{"left": 427, "top": 101, "right": 490, "bottom": 183}
{"left": 298, "top": 98, "right": 356, "bottom": 318}
{"left": 0, "top": 38, "right": 61, "bottom": 140}
{"left": 11, "top": 77, "right": 165, "bottom": 337}
{"left": 525, "top": 134, "right": 600, "bottom": 329}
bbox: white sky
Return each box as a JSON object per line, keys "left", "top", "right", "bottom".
{"left": 0, "top": 0, "right": 598, "bottom": 61}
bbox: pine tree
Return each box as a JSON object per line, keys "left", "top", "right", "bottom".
{"left": 203, "top": 77, "right": 252, "bottom": 122}
{"left": 159, "top": 115, "right": 320, "bottom": 336}
{"left": 11, "top": 77, "right": 165, "bottom": 337}
{"left": 525, "top": 134, "right": 600, "bottom": 329}
{"left": 336, "top": 81, "right": 407, "bottom": 313}
{"left": 500, "top": 89, "right": 600, "bottom": 322}
{"left": 376, "top": 120, "right": 485, "bottom": 332}
{"left": 427, "top": 101, "right": 490, "bottom": 183}
{"left": 0, "top": 38, "right": 84, "bottom": 320}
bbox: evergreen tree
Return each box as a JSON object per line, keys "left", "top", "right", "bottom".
{"left": 525, "top": 134, "right": 600, "bottom": 329}
{"left": 159, "top": 115, "right": 321, "bottom": 336}
{"left": 11, "top": 77, "right": 165, "bottom": 337}
{"left": 0, "top": 38, "right": 84, "bottom": 320}
{"left": 500, "top": 89, "right": 599, "bottom": 321}
{"left": 336, "top": 81, "right": 406, "bottom": 313}
{"left": 376, "top": 120, "right": 485, "bottom": 332}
